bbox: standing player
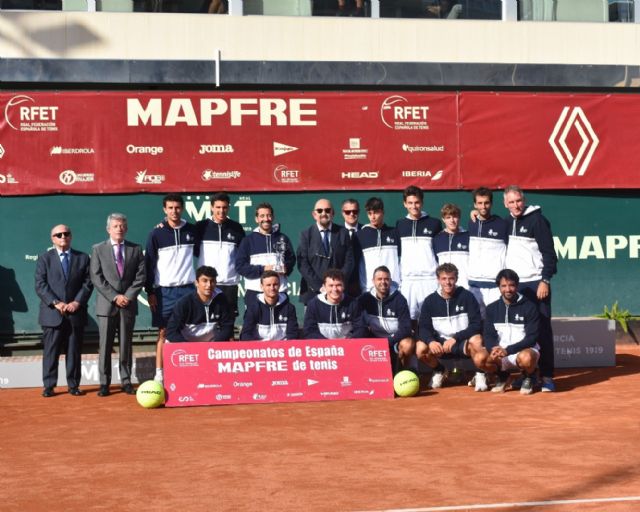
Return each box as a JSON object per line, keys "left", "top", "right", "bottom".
{"left": 356, "top": 197, "right": 400, "bottom": 292}
{"left": 145, "top": 194, "right": 198, "bottom": 384}
{"left": 340, "top": 198, "right": 363, "bottom": 297}
{"left": 240, "top": 270, "right": 299, "bottom": 341}
{"left": 165, "top": 266, "right": 234, "bottom": 343}
{"left": 503, "top": 185, "right": 558, "bottom": 392}
{"left": 359, "top": 266, "right": 414, "bottom": 371}
{"left": 236, "top": 202, "right": 296, "bottom": 308}
{"left": 416, "top": 263, "right": 489, "bottom": 391}
{"left": 196, "top": 192, "right": 245, "bottom": 317}
{"left": 396, "top": 185, "right": 442, "bottom": 324}
{"left": 433, "top": 203, "right": 470, "bottom": 290}
{"left": 304, "top": 269, "right": 366, "bottom": 339}
{"left": 484, "top": 269, "right": 540, "bottom": 395}
{"left": 467, "top": 187, "right": 508, "bottom": 317}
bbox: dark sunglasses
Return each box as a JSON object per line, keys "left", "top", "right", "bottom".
{"left": 315, "top": 208, "right": 332, "bottom": 214}
{"left": 53, "top": 231, "right": 71, "bottom": 238}
{"left": 343, "top": 209, "right": 359, "bottom": 215}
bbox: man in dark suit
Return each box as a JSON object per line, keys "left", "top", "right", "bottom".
{"left": 35, "top": 224, "right": 93, "bottom": 397}
{"left": 297, "top": 198, "right": 354, "bottom": 305}
{"left": 340, "top": 198, "right": 363, "bottom": 298}
{"left": 90, "top": 213, "right": 146, "bottom": 397}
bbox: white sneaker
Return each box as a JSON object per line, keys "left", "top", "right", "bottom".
{"left": 467, "top": 375, "right": 475, "bottom": 387}
{"left": 491, "top": 379, "right": 507, "bottom": 393}
{"left": 429, "top": 371, "right": 445, "bottom": 389}
{"left": 474, "top": 372, "right": 488, "bottom": 392}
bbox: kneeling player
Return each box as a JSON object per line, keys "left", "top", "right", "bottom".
{"left": 416, "top": 263, "right": 489, "bottom": 391}
{"left": 484, "top": 268, "right": 540, "bottom": 395}
{"left": 240, "top": 270, "right": 299, "bottom": 341}
{"left": 165, "top": 265, "right": 234, "bottom": 342}
{"left": 304, "top": 269, "right": 366, "bottom": 339}
{"left": 359, "top": 265, "right": 414, "bottom": 371}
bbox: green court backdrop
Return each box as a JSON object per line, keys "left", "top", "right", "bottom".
{"left": 1, "top": 190, "right": 638, "bottom": 337}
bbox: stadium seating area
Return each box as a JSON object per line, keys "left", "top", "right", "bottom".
{"left": 0, "top": 0, "right": 634, "bottom": 22}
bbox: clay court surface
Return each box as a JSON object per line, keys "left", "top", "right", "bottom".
{"left": 2, "top": 346, "right": 639, "bottom": 512}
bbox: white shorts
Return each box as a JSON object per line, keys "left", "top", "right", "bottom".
{"left": 469, "top": 285, "right": 501, "bottom": 319}
{"left": 501, "top": 346, "right": 540, "bottom": 372}
{"left": 401, "top": 277, "right": 438, "bottom": 320}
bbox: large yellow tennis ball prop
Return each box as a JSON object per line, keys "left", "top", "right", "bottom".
{"left": 136, "top": 380, "right": 165, "bottom": 408}
{"left": 393, "top": 370, "right": 420, "bottom": 397}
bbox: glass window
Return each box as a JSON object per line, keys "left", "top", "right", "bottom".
{"left": 380, "top": 0, "right": 501, "bottom": 20}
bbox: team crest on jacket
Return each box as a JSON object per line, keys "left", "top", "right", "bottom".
{"left": 185, "top": 233, "right": 194, "bottom": 242}
{"left": 519, "top": 227, "right": 528, "bottom": 234}
{"left": 456, "top": 242, "right": 468, "bottom": 250}
{"left": 386, "top": 236, "right": 395, "bottom": 243}
{"left": 423, "top": 228, "right": 432, "bottom": 234}
{"left": 488, "top": 229, "right": 497, "bottom": 237}
{"left": 279, "top": 314, "right": 287, "bottom": 321}
{"left": 515, "top": 314, "right": 524, "bottom": 321}
{"left": 227, "top": 233, "right": 235, "bottom": 240}
{"left": 455, "top": 305, "right": 464, "bottom": 312}
{"left": 386, "top": 308, "right": 395, "bottom": 316}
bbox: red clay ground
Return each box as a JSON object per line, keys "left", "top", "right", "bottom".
{"left": 2, "top": 346, "right": 639, "bottom": 512}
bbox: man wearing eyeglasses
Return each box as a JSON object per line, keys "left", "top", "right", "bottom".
{"left": 35, "top": 225, "right": 93, "bottom": 398}
{"left": 297, "top": 198, "right": 354, "bottom": 305}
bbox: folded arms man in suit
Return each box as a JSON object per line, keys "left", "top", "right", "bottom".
{"left": 35, "top": 224, "right": 93, "bottom": 397}
{"left": 90, "top": 213, "right": 146, "bottom": 397}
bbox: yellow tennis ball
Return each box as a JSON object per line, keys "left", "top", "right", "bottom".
{"left": 393, "top": 370, "right": 420, "bottom": 397}
{"left": 136, "top": 380, "right": 165, "bottom": 409}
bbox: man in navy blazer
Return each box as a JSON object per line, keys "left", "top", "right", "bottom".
{"left": 297, "top": 198, "right": 354, "bottom": 305}
{"left": 35, "top": 224, "right": 93, "bottom": 397}
{"left": 90, "top": 213, "right": 146, "bottom": 397}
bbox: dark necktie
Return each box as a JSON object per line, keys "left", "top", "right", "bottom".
{"left": 322, "top": 230, "right": 330, "bottom": 255}
{"left": 349, "top": 228, "right": 355, "bottom": 239}
{"left": 61, "top": 252, "right": 69, "bottom": 279}
{"left": 116, "top": 244, "right": 124, "bottom": 278}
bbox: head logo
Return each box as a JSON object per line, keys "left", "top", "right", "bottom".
{"left": 170, "top": 349, "right": 199, "bottom": 367}
{"left": 549, "top": 107, "right": 599, "bottom": 177}
{"left": 360, "top": 344, "right": 388, "bottom": 363}
{"left": 273, "top": 164, "right": 300, "bottom": 183}
{"left": 380, "top": 95, "right": 429, "bottom": 130}
{"left": 5, "top": 95, "right": 59, "bottom": 132}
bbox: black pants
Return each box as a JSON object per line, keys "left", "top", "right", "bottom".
{"left": 519, "top": 281, "right": 554, "bottom": 378}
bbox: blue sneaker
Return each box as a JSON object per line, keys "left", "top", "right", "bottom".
{"left": 541, "top": 377, "right": 556, "bottom": 393}
{"left": 511, "top": 373, "right": 537, "bottom": 391}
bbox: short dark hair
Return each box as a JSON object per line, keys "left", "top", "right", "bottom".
{"left": 472, "top": 187, "right": 493, "bottom": 202}
{"left": 323, "top": 268, "right": 345, "bottom": 284}
{"left": 436, "top": 262, "right": 458, "bottom": 278}
{"left": 211, "top": 192, "right": 230, "bottom": 205}
{"left": 196, "top": 265, "right": 217, "bottom": 280}
{"left": 342, "top": 198, "right": 359, "bottom": 209}
{"left": 365, "top": 197, "right": 384, "bottom": 212}
{"left": 260, "top": 270, "right": 280, "bottom": 283}
{"left": 403, "top": 185, "right": 423, "bottom": 202}
{"left": 373, "top": 265, "right": 391, "bottom": 278}
{"left": 163, "top": 193, "right": 184, "bottom": 207}
{"left": 495, "top": 268, "right": 520, "bottom": 287}
{"left": 256, "top": 202, "right": 274, "bottom": 217}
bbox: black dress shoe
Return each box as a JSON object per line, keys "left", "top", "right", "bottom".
{"left": 69, "top": 387, "right": 85, "bottom": 396}
{"left": 97, "top": 385, "right": 110, "bottom": 397}
{"left": 42, "top": 387, "right": 54, "bottom": 398}
{"left": 121, "top": 383, "right": 136, "bottom": 395}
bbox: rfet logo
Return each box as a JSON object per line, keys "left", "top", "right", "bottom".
{"left": 360, "top": 344, "right": 388, "bottom": 363}
{"left": 549, "top": 106, "right": 599, "bottom": 177}
{"left": 380, "top": 95, "right": 429, "bottom": 130}
{"left": 4, "top": 95, "right": 59, "bottom": 132}
{"left": 170, "top": 349, "right": 199, "bottom": 367}
{"left": 273, "top": 164, "right": 300, "bottom": 183}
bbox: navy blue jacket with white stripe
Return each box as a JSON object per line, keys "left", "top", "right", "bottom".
{"left": 483, "top": 293, "right": 540, "bottom": 355}
{"left": 144, "top": 220, "right": 198, "bottom": 293}
{"left": 467, "top": 215, "right": 508, "bottom": 288}
{"left": 505, "top": 205, "right": 557, "bottom": 283}
{"left": 359, "top": 285, "right": 412, "bottom": 346}
{"left": 235, "top": 225, "right": 296, "bottom": 293}
{"left": 165, "top": 289, "right": 234, "bottom": 342}
{"left": 240, "top": 293, "right": 299, "bottom": 341}
{"left": 355, "top": 224, "right": 400, "bottom": 290}
{"left": 303, "top": 293, "right": 367, "bottom": 340}
{"left": 195, "top": 217, "right": 245, "bottom": 286}
{"left": 418, "top": 286, "right": 481, "bottom": 343}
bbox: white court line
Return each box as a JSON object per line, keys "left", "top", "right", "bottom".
{"left": 357, "top": 496, "right": 640, "bottom": 512}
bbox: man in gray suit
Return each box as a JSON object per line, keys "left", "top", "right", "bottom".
{"left": 35, "top": 224, "right": 93, "bottom": 397}
{"left": 90, "top": 213, "right": 145, "bottom": 397}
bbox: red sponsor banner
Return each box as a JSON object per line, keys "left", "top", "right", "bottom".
{"left": 163, "top": 338, "right": 394, "bottom": 407}
{"left": 0, "top": 91, "right": 457, "bottom": 195}
{"left": 0, "top": 90, "right": 634, "bottom": 195}
{"left": 459, "top": 92, "right": 623, "bottom": 190}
